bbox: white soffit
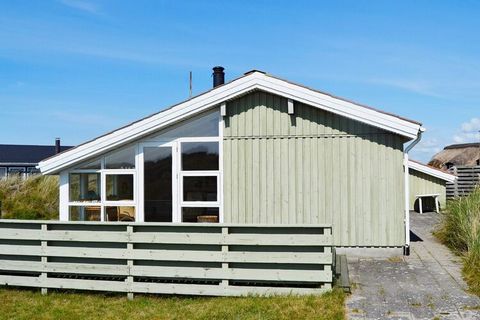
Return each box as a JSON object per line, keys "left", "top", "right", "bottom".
{"left": 408, "top": 160, "right": 456, "bottom": 183}
{"left": 39, "top": 71, "right": 422, "bottom": 174}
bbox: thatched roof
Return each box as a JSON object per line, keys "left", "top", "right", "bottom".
{"left": 428, "top": 143, "right": 480, "bottom": 169}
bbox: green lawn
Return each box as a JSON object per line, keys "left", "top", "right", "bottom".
{"left": 0, "top": 288, "right": 345, "bottom": 320}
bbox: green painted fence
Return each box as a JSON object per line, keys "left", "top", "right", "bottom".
{"left": 0, "top": 220, "right": 333, "bottom": 297}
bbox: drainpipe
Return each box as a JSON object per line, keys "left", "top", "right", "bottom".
{"left": 403, "top": 127, "right": 425, "bottom": 255}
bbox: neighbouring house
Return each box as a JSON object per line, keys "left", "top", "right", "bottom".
{"left": 408, "top": 159, "right": 456, "bottom": 213}
{"left": 429, "top": 143, "right": 480, "bottom": 170}
{"left": 38, "top": 67, "right": 425, "bottom": 253}
{"left": 0, "top": 139, "right": 73, "bottom": 179}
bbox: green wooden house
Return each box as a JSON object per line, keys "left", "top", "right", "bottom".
{"left": 39, "top": 68, "right": 425, "bottom": 254}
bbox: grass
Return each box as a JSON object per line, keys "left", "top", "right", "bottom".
{"left": 0, "top": 288, "right": 346, "bottom": 320}
{"left": 435, "top": 187, "right": 480, "bottom": 295}
{"left": 0, "top": 175, "right": 59, "bottom": 220}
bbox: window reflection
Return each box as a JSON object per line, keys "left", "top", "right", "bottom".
{"left": 181, "top": 142, "right": 219, "bottom": 171}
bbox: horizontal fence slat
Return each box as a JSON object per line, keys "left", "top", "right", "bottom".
{"left": 0, "top": 230, "right": 128, "bottom": 242}
{"left": 0, "top": 244, "right": 41, "bottom": 256}
{"left": 131, "top": 266, "right": 331, "bottom": 282}
{"left": 130, "top": 233, "right": 331, "bottom": 246}
{"left": 131, "top": 282, "right": 329, "bottom": 296}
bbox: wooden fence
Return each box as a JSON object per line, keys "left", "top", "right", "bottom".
{"left": 447, "top": 166, "right": 480, "bottom": 198}
{"left": 0, "top": 220, "right": 333, "bottom": 297}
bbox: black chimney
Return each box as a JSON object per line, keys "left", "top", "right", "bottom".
{"left": 212, "top": 66, "right": 225, "bottom": 88}
{"left": 55, "top": 138, "right": 61, "bottom": 154}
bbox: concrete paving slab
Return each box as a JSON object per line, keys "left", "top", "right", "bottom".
{"left": 346, "top": 211, "right": 480, "bottom": 320}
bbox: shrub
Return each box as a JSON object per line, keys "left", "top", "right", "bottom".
{"left": 0, "top": 175, "right": 59, "bottom": 220}
{"left": 436, "top": 187, "right": 480, "bottom": 295}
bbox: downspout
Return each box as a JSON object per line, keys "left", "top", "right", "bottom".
{"left": 403, "top": 127, "right": 425, "bottom": 255}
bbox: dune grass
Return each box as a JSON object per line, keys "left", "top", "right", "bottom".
{"left": 435, "top": 188, "right": 480, "bottom": 295}
{"left": 0, "top": 175, "right": 59, "bottom": 220}
{"left": 0, "top": 288, "right": 346, "bottom": 320}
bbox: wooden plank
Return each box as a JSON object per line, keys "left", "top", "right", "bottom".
{"left": 0, "top": 244, "right": 42, "bottom": 256}
{"left": 131, "top": 265, "right": 332, "bottom": 282}
{"left": 0, "top": 230, "right": 128, "bottom": 242}
{"left": 133, "top": 250, "right": 331, "bottom": 264}
{"left": 131, "top": 282, "right": 329, "bottom": 296}
{"left": 45, "top": 247, "right": 128, "bottom": 259}
{"left": 0, "top": 260, "right": 43, "bottom": 272}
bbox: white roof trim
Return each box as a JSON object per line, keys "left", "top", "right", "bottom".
{"left": 408, "top": 160, "right": 456, "bottom": 183}
{"left": 39, "top": 71, "right": 422, "bottom": 174}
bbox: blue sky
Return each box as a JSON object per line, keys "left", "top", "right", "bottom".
{"left": 1, "top": 0, "right": 480, "bottom": 162}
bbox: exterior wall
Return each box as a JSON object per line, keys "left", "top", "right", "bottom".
{"left": 409, "top": 169, "right": 446, "bottom": 210}
{"left": 223, "top": 91, "right": 406, "bottom": 247}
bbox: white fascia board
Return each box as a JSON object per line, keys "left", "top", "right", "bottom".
{"left": 39, "top": 71, "right": 421, "bottom": 174}
{"left": 255, "top": 74, "right": 421, "bottom": 139}
{"left": 408, "top": 160, "right": 456, "bottom": 182}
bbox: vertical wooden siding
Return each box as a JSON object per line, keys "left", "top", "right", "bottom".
{"left": 409, "top": 169, "right": 446, "bottom": 210}
{"left": 223, "top": 91, "right": 406, "bottom": 247}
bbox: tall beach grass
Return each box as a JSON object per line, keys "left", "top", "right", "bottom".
{"left": 435, "top": 187, "right": 480, "bottom": 295}
{"left": 0, "top": 175, "right": 59, "bottom": 220}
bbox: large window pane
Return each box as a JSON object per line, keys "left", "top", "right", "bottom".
{"left": 69, "top": 173, "right": 100, "bottom": 202}
{"left": 69, "top": 206, "right": 100, "bottom": 221}
{"left": 105, "top": 146, "right": 135, "bottom": 169}
{"left": 181, "top": 142, "right": 219, "bottom": 171}
{"left": 106, "top": 174, "right": 134, "bottom": 201}
{"left": 105, "top": 206, "right": 135, "bottom": 222}
{"left": 78, "top": 159, "right": 101, "bottom": 170}
{"left": 183, "top": 176, "right": 217, "bottom": 202}
{"left": 182, "top": 207, "right": 219, "bottom": 223}
{"left": 149, "top": 111, "right": 219, "bottom": 139}
{"left": 144, "top": 147, "right": 172, "bottom": 222}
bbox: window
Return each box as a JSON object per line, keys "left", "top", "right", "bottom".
{"left": 180, "top": 141, "right": 220, "bottom": 222}
{"left": 148, "top": 111, "right": 219, "bottom": 140}
{"left": 69, "top": 173, "right": 101, "bottom": 202}
{"left": 144, "top": 146, "right": 172, "bottom": 222}
{"left": 26, "top": 167, "right": 40, "bottom": 177}
{"left": 105, "top": 146, "right": 135, "bottom": 169}
{"left": 8, "top": 167, "right": 26, "bottom": 178}
{"left": 182, "top": 142, "right": 219, "bottom": 171}
{"left": 69, "top": 206, "right": 101, "bottom": 221}
{"left": 106, "top": 174, "right": 134, "bottom": 201}
{"left": 183, "top": 176, "right": 217, "bottom": 202}
{"left": 105, "top": 206, "right": 135, "bottom": 222}
{"left": 0, "top": 167, "right": 6, "bottom": 179}
{"left": 182, "top": 207, "right": 219, "bottom": 223}
{"left": 67, "top": 145, "right": 137, "bottom": 222}
{"left": 78, "top": 159, "right": 101, "bottom": 170}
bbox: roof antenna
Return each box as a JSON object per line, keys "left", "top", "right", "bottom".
{"left": 189, "top": 71, "right": 192, "bottom": 98}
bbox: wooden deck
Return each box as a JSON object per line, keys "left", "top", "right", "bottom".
{"left": 0, "top": 220, "right": 333, "bottom": 297}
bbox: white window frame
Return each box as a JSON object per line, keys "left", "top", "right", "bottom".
{"left": 178, "top": 137, "right": 221, "bottom": 222}
{"left": 67, "top": 151, "right": 138, "bottom": 222}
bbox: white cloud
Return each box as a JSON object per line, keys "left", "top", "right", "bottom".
{"left": 59, "top": 0, "right": 100, "bottom": 15}
{"left": 461, "top": 117, "right": 480, "bottom": 132}
{"left": 452, "top": 117, "right": 480, "bottom": 143}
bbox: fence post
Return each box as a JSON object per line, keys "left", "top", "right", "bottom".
{"left": 40, "top": 223, "right": 48, "bottom": 295}
{"left": 322, "top": 227, "right": 332, "bottom": 290}
{"left": 221, "top": 227, "right": 229, "bottom": 291}
{"left": 126, "top": 225, "right": 134, "bottom": 300}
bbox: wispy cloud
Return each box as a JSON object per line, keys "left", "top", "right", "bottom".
{"left": 58, "top": 0, "right": 100, "bottom": 15}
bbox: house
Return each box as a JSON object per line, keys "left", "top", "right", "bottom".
{"left": 38, "top": 67, "right": 425, "bottom": 254}
{"left": 408, "top": 159, "right": 456, "bottom": 212}
{"left": 0, "top": 139, "right": 73, "bottom": 179}
{"left": 429, "top": 143, "right": 480, "bottom": 170}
